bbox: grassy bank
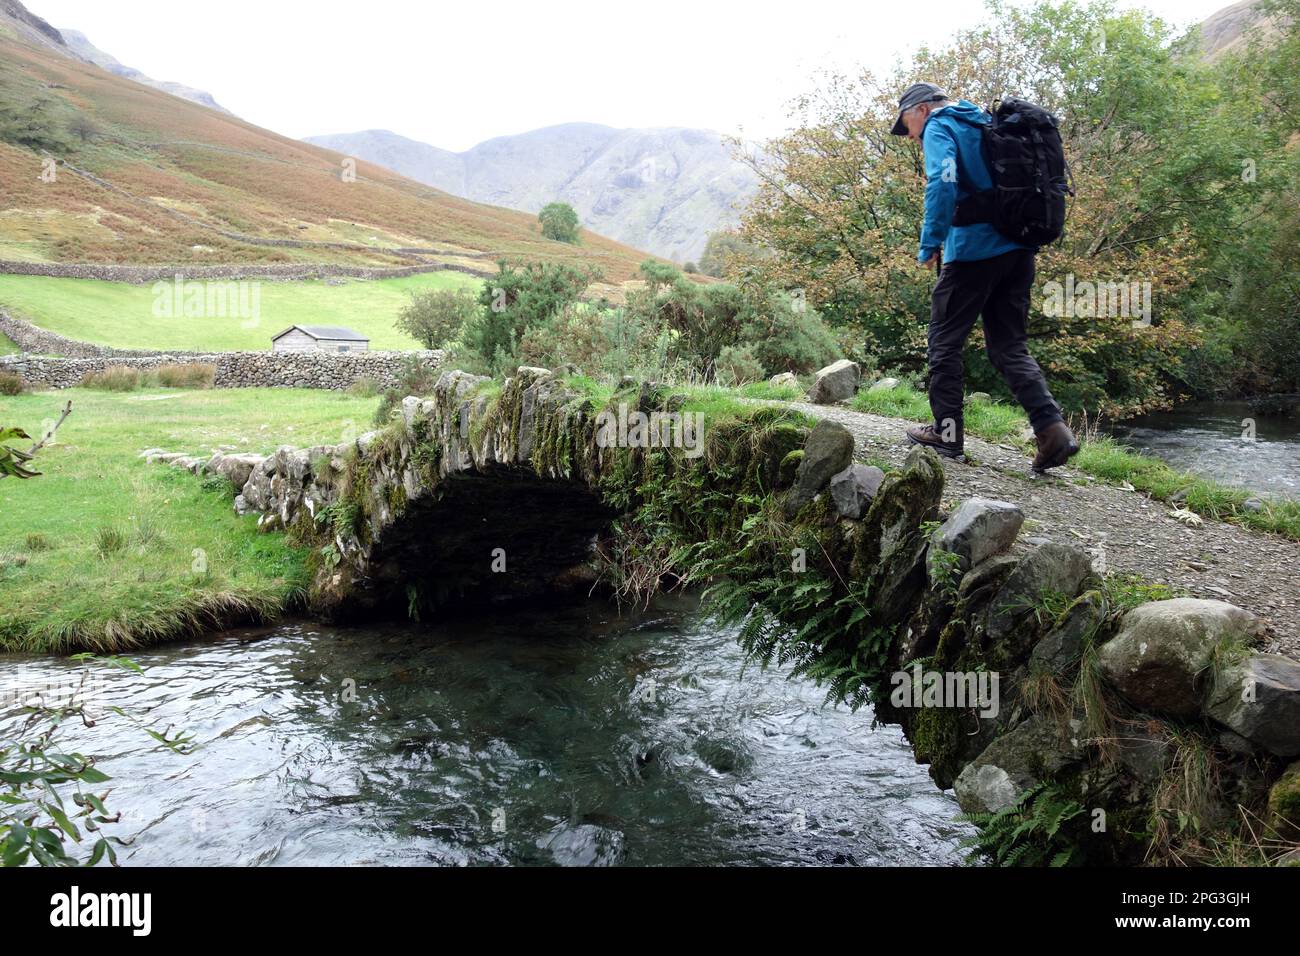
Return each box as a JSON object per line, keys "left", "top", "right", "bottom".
{"left": 850, "top": 380, "right": 1300, "bottom": 541}
{"left": 0, "top": 271, "right": 480, "bottom": 352}
{"left": 0, "top": 387, "right": 379, "bottom": 653}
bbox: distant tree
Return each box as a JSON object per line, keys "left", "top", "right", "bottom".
{"left": 637, "top": 260, "right": 680, "bottom": 294}
{"left": 683, "top": 261, "right": 699, "bottom": 274}
{"left": 0, "top": 95, "right": 71, "bottom": 152}
{"left": 69, "top": 114, "right": 100, "bottom": 145}
{"left": 395, "top": 288, "right": 479, "bottom": 350}
{"left": 538, "top": 202, "right": 581, "bottom": 243}
{"left": 697, "top": 231, "right": 761, "bottom": 278}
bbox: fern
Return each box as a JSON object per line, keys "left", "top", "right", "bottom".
{"left": 959, "top": 782, "right": 1087, "bottom": 867}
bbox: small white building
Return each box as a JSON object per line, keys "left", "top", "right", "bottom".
{"left": 271, "top": 325, "right": 370, "bottom": 354}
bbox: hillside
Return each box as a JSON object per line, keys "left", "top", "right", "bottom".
{"left": 0, "top": 1, "right": 659, "bottom": 286}
{"left": 305, "top": 124, "right": 761, "bottom": 263}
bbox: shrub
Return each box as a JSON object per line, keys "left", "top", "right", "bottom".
{"left": 516, "top": 304, "right": 608, "bottom": 372}
{"left": 153, "top": 362, "right": 215, "bottom": 389}
{"left": 0, "top": 370, "right": 24, "bottom": 395}
{"left": 464, "top": 260, "right": 598, "bottom": 372}
{"left": 395, "top": 288, "right": 479, "bottom": 350}
{"left": 80, "top": 367, "right": 142, "bottom": 391}
{"left": 715, "top": 344, "right": 765, "bottom": 387}
{"left": 373, "top": 355, "right": 442, "bottom": 427}
{"left": 739, "top": 292, "right": 841, "bottom": 375}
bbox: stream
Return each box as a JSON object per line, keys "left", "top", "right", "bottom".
{"left": 1109, "top": 400, "right": 1300, "bottom": 499}
{"left": 0, "top": 594, "right": 971, "bottom": 867}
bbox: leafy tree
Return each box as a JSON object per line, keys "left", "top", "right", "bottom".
{"left": 69, "top": 114, "right": 100, "bottom": 145}
{"left": 538, "top": 202, "right": 581, "bottom": 243}
{"left": 733, "top": 0, "right": 1254, "bottom": 416}
{"left": 395, "top": 288, "right": 479, "bottom": 350}
{"left": 697, "top": 231, "right": 764, "bottom": 278}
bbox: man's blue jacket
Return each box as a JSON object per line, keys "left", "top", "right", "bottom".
{"left": 918, "top": 99, "right": 1028, "bottom": 264}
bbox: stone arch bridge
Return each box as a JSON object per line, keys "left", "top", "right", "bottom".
{"left": 146, "top": 365, "right": 1300, "bottom": 864}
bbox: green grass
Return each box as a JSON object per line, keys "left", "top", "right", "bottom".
{"left": 0, "top": 331, "right": 17, "bottom": 355}
{"left": 850, "top": 380, "right": 1300, "bottom": 541}
{"left": 0, "top": 386, "right": 379, "bottom": 653}
{"left": 0, "top": 272, "right": 482, "bottom": 352}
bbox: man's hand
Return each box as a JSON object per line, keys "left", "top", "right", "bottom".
{"left": 919, "top": 252, "right": 940, "bottom": 270}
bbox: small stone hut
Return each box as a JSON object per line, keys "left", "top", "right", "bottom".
{"left": 271, "top": 325, "right": 370, "bottom": 354}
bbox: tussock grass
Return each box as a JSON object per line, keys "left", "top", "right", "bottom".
{"left": 0, "top": 386, "right": 379, "bottom": 654}
{"left": 153, "top": 362, "right": 215, "bottom": 389}
{"left": 80, "top": 366, "right": 143, "bottom": 391}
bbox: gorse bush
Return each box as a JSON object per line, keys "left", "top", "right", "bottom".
{"left": 446, "top": 258, "right": 839, "bottom": 385}
{"left": 715, "top": 344, "right": 765, "bottom": 387}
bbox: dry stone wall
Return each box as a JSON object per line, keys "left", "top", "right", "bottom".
{"left": 0, "top": 309, "right": 442, "bottom": 390}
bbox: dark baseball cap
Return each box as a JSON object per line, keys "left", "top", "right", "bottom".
{"left": 890, "top": 82, "right": 949, "bottom": 135}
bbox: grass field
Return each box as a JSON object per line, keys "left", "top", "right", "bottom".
{"left": 851, "top": 380, "right": 1300, "bottom": 541}
{"left": 0, "top": 271, "right": 482, "bottom": 351}
{"left": 0, "top": 387, "right": 379, "bottom": 653}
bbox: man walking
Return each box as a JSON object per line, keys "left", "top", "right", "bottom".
{"left": 890, "top": 82, "right": 1078, "bottom": 472}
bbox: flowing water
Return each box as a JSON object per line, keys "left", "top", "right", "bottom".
{"left": 0, "top": 594, "right": 971, "bottom": 867}
{"left": 1109, "top": 400, "right": 1300, "bottom": 499}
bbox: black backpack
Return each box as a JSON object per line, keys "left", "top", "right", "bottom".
{"left": 951, "top": 98, "right": 1072, "bottom": 247}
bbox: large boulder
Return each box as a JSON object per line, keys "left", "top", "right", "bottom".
{"left": 983, "top": 543, "right": 1095, "bottom": 660}
{"left": 953, "top": 716, "right": 1082, "bottom": 815}
{"left": 1097, "top": 599, "right": 1262, "bottom": 719}
{"left": 785, "top": 419, "right": 855, "bottom": 516}
{"left": 928, "top": 497, "right": 1024, "bottom": 577}
{"left": 1204, "top": 654, "right": 1300, "bottom": 757}
{"left": 806, "top": 359, "right": 860, "bottom": 404}
{"left": 828, "top": 464, "right": 885, "bottom": 520}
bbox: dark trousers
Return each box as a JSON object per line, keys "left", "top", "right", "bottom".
{"left": 927, "top": 248, "right": 1063, "bottom": 440}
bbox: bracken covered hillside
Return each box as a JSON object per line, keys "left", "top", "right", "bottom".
{"left": 0, "top": 5, "right": 659, "bottom": 284}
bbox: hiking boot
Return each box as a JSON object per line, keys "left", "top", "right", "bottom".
{"left": 905, "top": 423, "right": 963, "bottom": 459}
{"left": 1032, "top": 421, "right": 1080, "bottom": 473}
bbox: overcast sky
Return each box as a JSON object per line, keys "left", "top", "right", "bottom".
{"left": 29, "top": 0, "right": 1231, "bottom": 152}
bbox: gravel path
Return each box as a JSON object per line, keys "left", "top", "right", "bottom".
{"left": 778, "top": 400, "right": 1300, "bottom": 659}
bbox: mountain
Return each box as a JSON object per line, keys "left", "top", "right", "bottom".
{"left": 58, "top": 28, "right": 232, "bottom": 115}
{"left": 306, "top": 124, "right": 761, "bottom": 263}
{"left": 1192, "top": 0, "right": 1286, "bottom": 59}
{"left": 0, "top": 0, "right": 658, "bottom": 285}
{"left": 0, "top": 0, "right": 62, "bottom": 49}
